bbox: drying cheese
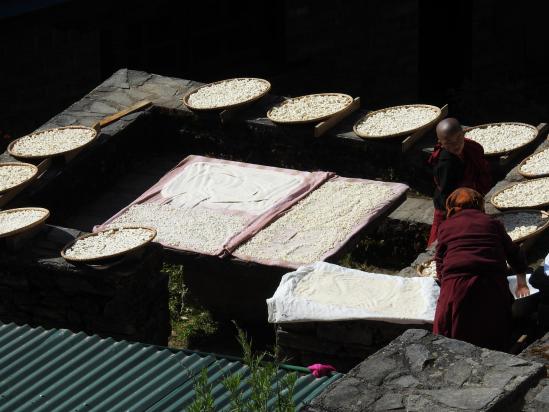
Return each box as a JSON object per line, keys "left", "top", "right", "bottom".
{"left": 294, "top": 270, "right": 427, "bottom": 317}
{"left": 520, "top": 147, "right": 549, "bottom": 176}
{"left": 11, "top": 127, "right": 96, "bottom": 157}
{"left": 465, "top": 124, "right": 536, "bottom": 155}
{"left": 160, "top": 161, "right": 304, "bottom": 215}
{"left": 235, "top": 180, "right": 395, "bottom": 265}
{"left": 0, "top": 164, "right": 36, "bottom": 192}
{"left": 187, "top": 78, "right": 269, "bottom": 109}
{"left": 268, "top": 94, "right": 352, "bottom": 122}
{"left": 420, "top": 260, "right": 437, "bottom": 278}
{"left": 496, "top": 211, "right": 548, "bottom": 241}
{"left": 492, "top": 177, "right": 549, "bottom": 209}
{"left": 0, "top": 209, "right": 48, "bottom": 236}
{"left": 64, "top": 227, "right": 154, "bottom": 260}
{"left": 355, "top": 106, "right": 439, "bottom": 137}
{"left": 108, "top": 203, "right": 247, "bottom": 255}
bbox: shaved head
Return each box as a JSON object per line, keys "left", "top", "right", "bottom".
{"left": 436, "top": 118, "right": 463, "bottom": 141}
{"left": 436, "top": 118, "right": 464, "bottom": 155}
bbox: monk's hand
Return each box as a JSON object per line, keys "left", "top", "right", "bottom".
{"left": 516, "top": 275, "right": 530, "bottom": 298}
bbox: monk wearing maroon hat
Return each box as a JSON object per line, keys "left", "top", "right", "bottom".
{"left": 427, "top": 118, "right": 492, "bottom": 246}
{"left": 433, "top": 187, "right": 530, "bottom": 351}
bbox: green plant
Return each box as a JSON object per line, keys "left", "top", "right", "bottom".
{"left": 164, "top": 263, "right": 186, "bottom": 321}
{"left": 162, "top": 263, "right": 217, "bottom": 348}
{"left": 276, "top": 372, "right": 298, "bottom": 412}
{"left": 222, "top": 373, "right": 244, "bottom": 411}
{"left": 187, "top": 368, "right": 214, "bottom": 412}
{"left": 187, "top": 323, "right": 298, "bottom": 411}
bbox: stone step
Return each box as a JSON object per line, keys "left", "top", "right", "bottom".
{"left": 388, "top": 196, "right": 433, "bottom": 226}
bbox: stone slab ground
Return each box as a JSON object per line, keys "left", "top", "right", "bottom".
{"left": 303, "top": 329, "right": 545, "bottom": 411}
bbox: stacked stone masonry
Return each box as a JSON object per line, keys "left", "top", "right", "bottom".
{"left": 0, "top": 225, "right": 169, "bottom": 345}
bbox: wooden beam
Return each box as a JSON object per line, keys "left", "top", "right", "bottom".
{"left": 401, "top": 104, "right": 448, "bottom": 153}
{"left": 97, "top": 100, "right": 152, "bottom": 128}
{"left": 315, "top": 97, "right": 361, "bottom": 138}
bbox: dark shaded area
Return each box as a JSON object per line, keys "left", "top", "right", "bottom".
{"left": 1, "top": 0, "right": 549, "bottom": 143}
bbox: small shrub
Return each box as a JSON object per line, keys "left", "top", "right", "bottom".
{"left": 188, "top": 323, "right": 298, "bottom": 412}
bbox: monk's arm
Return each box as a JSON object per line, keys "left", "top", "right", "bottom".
{"left": 434, "top": 240, "right": 446, "bottom": 280}
{"left": 496, "top": 221, "right": 529, "bottom": 296}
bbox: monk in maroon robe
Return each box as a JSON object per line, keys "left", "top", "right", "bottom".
{"left": 427, "top": 118, "right": 492, "bottom": 246}
{"left": 433, "top": 188, "right": 530, "bottom": 351}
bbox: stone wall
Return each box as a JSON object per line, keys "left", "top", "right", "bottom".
{"left": 304, "top": 329, "right": 545, "bottom": 411}
{"left": 0, "top": 225, "right": 170, "bottom": 345}
{"left": 276, "top": 321, "right": 431, "bottom": 373}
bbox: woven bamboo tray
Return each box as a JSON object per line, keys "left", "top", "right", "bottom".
{"left": 416, "top": 259, "right": 437, "bottom": 278}
{"left": 61, "top": 226, "right": 157, "bottom": 263}
{"left": 0, "top": 162, "right": 38, "bottom": 195}
{"left": 492, "top": 210, "right": 549, "bottom": 243}
{"left": 0, "top": 207, "right": 50, "bottom": 239}
{"left": 491, "top": 177, "right": 549, "bottom": 210}
{"left": 353, "top": 104, "right": 442, "bottom": 139}
{"left": 518, "top": 146, "right": 549, "bottom": 179}
{"left": 266, "top": 93, "right": 354, "bottom": 125}
{"left": 7, "top": 126, "right": 98, "bottom": 160}
{"left": 464, "top": 122, "right": 539, "bottom": 157}
{"left": 183, "top": 78, "right": 271, "bottom": 111}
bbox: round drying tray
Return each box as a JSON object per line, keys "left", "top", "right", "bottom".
{"left": 491, "top": 177, "right": 549, "bottom": 211}
{"left": 416, "top": 259, "right": 437, "bottom": 278}
{"left": 492, "top": 209, "right": 549, "bottom": 243}
{"left": 7, "top": 125, "right": 98, "bottom": 160}
{"left": 266, "top": 93, "right": 354, "bottom": 125}
{"left": 518, "top": 146, "right": 549, "bottom": 179}
{"left": 463, "top": 122, "right": 538, "bottom": 157}
{"left": 353, "top": 104, "right": 442, "bottom": 139}
{"left": 60, "top": 226, "right": 157, "bottom": 263}
{"left": 0, "top": 207, "right": 50, "bottom": 239}
{"left": 183, "top": 77, "right": 271, "bottom": 111}
{"left": 0, "top": 162, "right": 39, "bottom": 195}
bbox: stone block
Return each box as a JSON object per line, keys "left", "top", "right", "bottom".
{"left": 533, "top": 385, "right": 549, "bottom": 408}
{"left": 277, "top": 329, "right": 342, "bottom": 355}
{"left": 317, "top": 322, "right": 374, "bottom": 346}
{"left": 313, "top": 377, "right": 380, "bottom": 412}
{"left": 308, "top": 329, "right": 544, "bottom": 411}
{"left": 0, "top": 272, "right": 29, "bottom": 289}
{"left": 55, "top": 275, "right": 101, "bottom": 295}
{"left": 520, "top": 332, "right": 549, "bottom": 411}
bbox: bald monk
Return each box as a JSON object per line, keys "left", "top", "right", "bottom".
{"left": 427, "top": 118, "right": 492, "bottom": 246}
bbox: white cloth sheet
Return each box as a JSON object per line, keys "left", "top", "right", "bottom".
{"left": 268, "top": 262, "right": 540, "bottom": 325}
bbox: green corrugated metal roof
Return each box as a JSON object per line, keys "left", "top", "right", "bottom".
{"left": 0, "top": 322, "right": 341, "bottom": 411}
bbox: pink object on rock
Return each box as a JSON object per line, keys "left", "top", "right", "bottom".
{"left": 307, "top": 363, "right": 336, "bottom": 378}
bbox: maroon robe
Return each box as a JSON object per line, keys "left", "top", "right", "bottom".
{"left": 433, "top": 209, "right": 528, "bottom": 351}
{"left": 427, "top": 139, "right": 492, "bottom": 246}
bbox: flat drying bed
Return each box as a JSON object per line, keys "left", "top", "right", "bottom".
{"left": 98, "top": 155, "right": 408, "bottom": 267}
{"left": 99, "top": 155, "right": 329, "bottom": 256}
{"left": 232, "top": 177, "right": 408, "bottom": 268}
{"left": 268, "top": 262, "right": 539, "bottom": 324}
